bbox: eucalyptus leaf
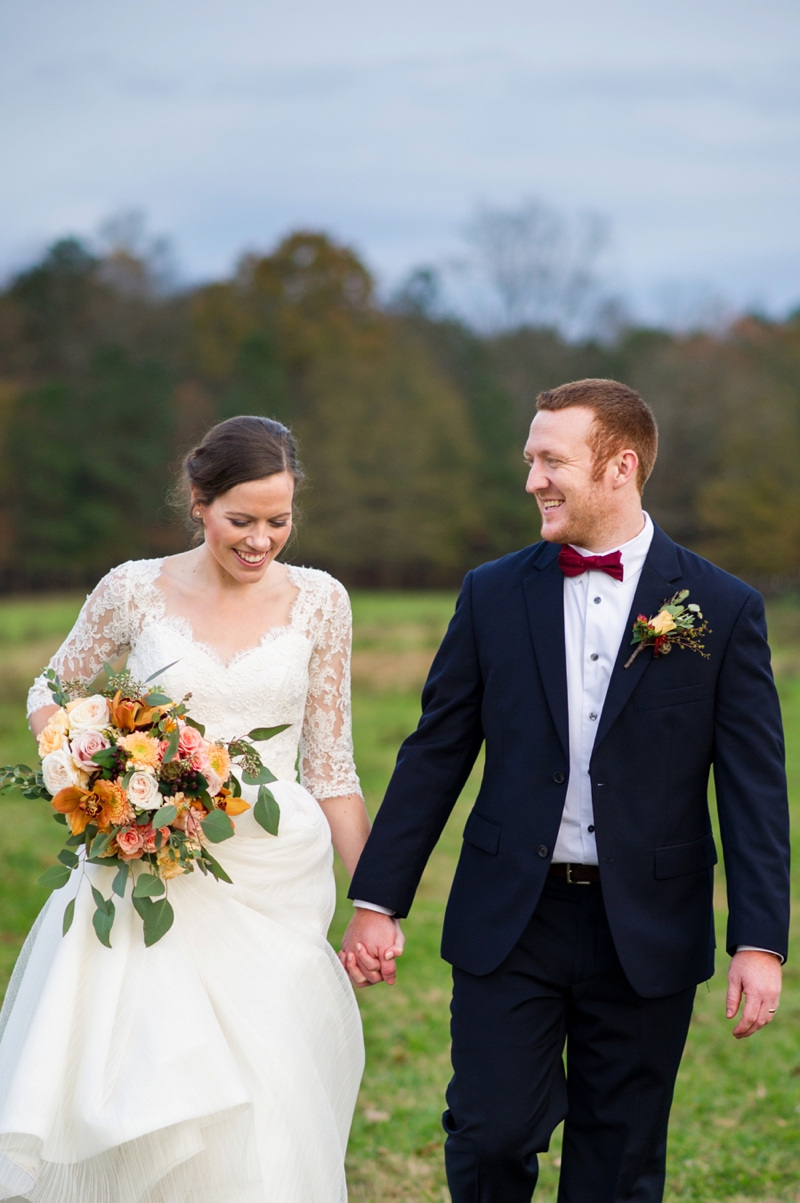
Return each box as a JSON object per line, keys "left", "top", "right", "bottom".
{"left": 89, "top": 831, "right": 113, "bottom": 860}
{"left": 36, "top": 863, "right": 72, "bottom": 890}
{"left": 203, "top": 850, "right": 233, "bottom": 884}
{"left": 112, "top": 862, "right": 130, "bottom": 898}
{"left": 53, "top": 812, "right": 68, "bottom": 826}
{"left": 62, "top": 897, "right": 75, "bottom": 936}
{"left": 133, "top": 874, "right": 166, "bottom": 899}
{"left": 91, "top": 884, "right": 110, "bottom": 913}
{"left": 144, "top": 660, "right": 180, "bottom": 684}
{"left": 144, "top": 692, "right": 172, "bottom": 706}
{"left": 246, "top": 724, "right": 290, "bottom": 742}
{"left": 142, "top": 898, "right": 174, "bottom": 947}
{"left": 154, "top": 804, "right": 178, "bottom": 828}
{"left": 92, "top": 898, "right": 115, "bottom": 947}
{"left": 254, "top": 786, "right": 280, "bottom": 836}
{"left": 58, "top": 848, "right": 79, "bottom": 869}
{"left": 184, "top": 716, "right": 206, "bottom": 737}
{"left": 242, "top": 764, "right": 277, "bottom": 786}
{"left": 200, "top": 808, "right": 235, "bottom": 843}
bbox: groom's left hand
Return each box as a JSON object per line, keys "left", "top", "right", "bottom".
{"left": 340, "top": 909, "right": 404, "bottom": 987}
{"left": 726, "top": 950, "right": 782, "bottom": 1038}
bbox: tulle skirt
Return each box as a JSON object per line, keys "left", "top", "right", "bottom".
{"left": 0, "top": 781, "right": 364, "bottom": 1202}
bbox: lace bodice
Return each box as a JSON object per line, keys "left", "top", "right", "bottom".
{"left": 28, "top": 560, "right": 361, "bottom": 801}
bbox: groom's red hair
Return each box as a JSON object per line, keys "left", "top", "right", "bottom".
{"left": 536, "top": 378, "right": 658, "bottom": 493}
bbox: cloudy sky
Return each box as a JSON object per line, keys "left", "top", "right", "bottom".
{"left": 3, "top": 0, "right": 799, "bottom": 323}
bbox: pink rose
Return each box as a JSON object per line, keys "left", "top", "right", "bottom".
{"left": 141, "top": 824, "right": 171, "bottom": 855}
{"left": 70, "top": 729, "right": 110, "bottom": 772}
{"left": 178, "top": 723, "right": 207, "bottom": 761}
{"left": 116, "top": 826, "right": 144, "bottom": 861}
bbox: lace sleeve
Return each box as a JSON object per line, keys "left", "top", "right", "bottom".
{"left": 301, "top": 579, "right": 362, "bottom": 801}
{"left": 27, "top": 564, "right": 133, "bottom": 717}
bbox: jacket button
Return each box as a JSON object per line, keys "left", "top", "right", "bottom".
{"left": 553, "top": 772, "right": 565, "bottom": 784}
{"left": 537, "top": 845, "right": 549, "bottom": 858}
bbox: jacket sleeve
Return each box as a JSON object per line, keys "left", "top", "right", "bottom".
{"left": 713, "top": 590, "right": 791, "bottom": 960}
{"left": 348, "top": 571, "right": 485, "bottom": 916}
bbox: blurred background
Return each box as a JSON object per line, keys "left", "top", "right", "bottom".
{"left": 2, "top": 3, "right": 800, "bottom": 1200}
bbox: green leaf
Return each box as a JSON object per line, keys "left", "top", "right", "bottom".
{"left": 144, "top": 660, "right": 180, "bottom": 684}
{"left": 687, "top": 604, "right": 701, "bottom": 612}
{"left": 36, "top": 863, "right": 72, "bottom": 890}
{"left": 66, "top": 831, "right": 87, "bottom": 847}
{"left": 92, "top": 897, "right": 115, "bottom": 947}
{"left": 203, "top": 850, "right": 233, "bottom": 884}
{"left": 131, "top": 894, "right": 150, "bottom": 921}
{"left": 53, "top": 812, "right": 68, "bottom": 826}
{"left": 184, "top": 716, "right": 206, "bottom": 737}
{"left": 112, "top": 861, "right": 130, "bottom": 898}
{"left": 58, "top": 848, "right": 79, "bottom": 868}
{"left": 254, "top": 786, "right": 280, "bottom": 836}
{"left": 142, "top": 897, "right": 174, "bottom": 946}
{"left": 132, "top": 874, "right": 166, "bottom": 899}
{"left": 62, "top": 897, "right": 75, "bottom": 935}
{"left": 161, "top": 725, "right": 180, "bottom": 765}
{"left": 136, "top": 811, "right": 153, "bottom": 826}
{"left": 88, "top": 831, "right": 113, "bottom": 860}
{"left": 246, "top": 724, "right": 290, "bottom": 742}
{"left": 154, "top": 803, "right": 178, "bottom": 828}
{"left": 200, "top": 808, "right": 235, "bottom": 843}
{"left": 144, "top": 692, "right": 172, "bottom": 706}
{"left": 91, "top": 748, "right": 118, "bottom": 767}
{"left": 229, "top": 774, "right": 242, "bottom": 798}
{"left": 91, "top": 884, "right": 111, "bottom": 913}
{"left": 242, "top": 763, "right": 277, "bottom": 786}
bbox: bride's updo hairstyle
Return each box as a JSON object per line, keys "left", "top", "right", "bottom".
{"left": 179, "top": 416, "right": 304, "bottom": 542}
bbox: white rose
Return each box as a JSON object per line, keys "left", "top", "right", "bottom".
{"left": 42, "top": 747, "right": 88, "bottom": 795}
{"left": 127, "top": 770, "right": 162, "bottom": 810}
{"left": 67, "top": 694, "right": 111, "bottom": 734}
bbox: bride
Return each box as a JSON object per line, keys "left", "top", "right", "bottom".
{"left": 0, "top": 415, "right": 390, "bottom": 1202}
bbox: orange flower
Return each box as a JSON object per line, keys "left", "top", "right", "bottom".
{"left": 52, "top": 785, "right": 116, "bottom": 834}
{"left": 118, "top": 731, "right": 161, "bottom": 769}
{"left": 216, "top": 787, "right": 250, "bottom": 818}
{"left": 94, "top": 778, "right": 134, "bottom": 825}
{"left": 110, "top": 691, "right": 162, "bottom": 732}
{"left": 206, "top": 743, "right": 232, "bottom": 784}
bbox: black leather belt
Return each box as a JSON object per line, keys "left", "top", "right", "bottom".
{"left": 548, "top": 863, "right": 601, "bottom": 885}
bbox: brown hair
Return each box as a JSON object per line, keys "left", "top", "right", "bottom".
{"left": 536, "top": 378, "right": 658, "bottom": 491}
{"left": 179, "top": 416, "right": 304, "bottom": 539}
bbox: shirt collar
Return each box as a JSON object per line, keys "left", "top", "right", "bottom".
{"left": 570, "top": 512, "right": 654, "bottom": 584}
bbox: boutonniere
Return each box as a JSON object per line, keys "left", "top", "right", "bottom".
{"left": 624, "top": 590, "right": 710, "bottom": 669}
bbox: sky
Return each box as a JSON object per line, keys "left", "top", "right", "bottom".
{"left": 2, "top": 0, "right": 800, "bottom": 325}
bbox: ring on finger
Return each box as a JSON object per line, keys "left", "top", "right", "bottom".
{"left": 768, "top": 1008, "right": 777, "bottom": 1013}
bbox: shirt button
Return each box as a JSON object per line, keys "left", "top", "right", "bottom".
{"left": 590, "top": 653, "right": 599, "bottom": 661}
{"left": 593, "top": 597, "right": 601, "bottom": 604}
{"left": 589, "top": 712, "right": 598, "bottom": 721}
{"left": 588, "top": 824, "right": 595, "bottom": 833}
{"left": 553, "top": 772, "right": 565, "bottom": 784}
{"left": 537, "top": 845, "right": 549, "bottom": 858}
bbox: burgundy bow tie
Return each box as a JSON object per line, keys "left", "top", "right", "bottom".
{"left": 557, "top": 545, "right": 624, "bottom": 582}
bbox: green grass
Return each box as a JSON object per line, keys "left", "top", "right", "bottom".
{"left": 1, "top": 590, "right": 799, "bottom": 1202}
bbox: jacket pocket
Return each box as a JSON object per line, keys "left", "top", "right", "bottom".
{"left": 463, "top": 811, "right": 501, "bottom": 856}
{"left": 654, "top": 831, "right": 717, "bottom": 879}
{"left": 634, "top": 683, "right": 706, "bottom": 712}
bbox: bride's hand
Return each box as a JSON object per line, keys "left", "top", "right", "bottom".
{"left": 340, "top": 911, "right": 403, "bottom": 987}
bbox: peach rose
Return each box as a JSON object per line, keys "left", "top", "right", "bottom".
{"left": 116, "top": 826, "right": 144, "bottom": 860}
{"left": 140, "top": 824, "right": 171, "bottom": 854}
{"left": 156, "top": 846, "right": 187, "bottom": 879}
{"left": 66, "top": 694, "right": 111, "bottom": 734}
{"left": 70, "top": 729, "right": 110, "bottom": 772}
{"left": 649, "top": 611, "right": 677, "bottom": 636}
{"left": 37, "top": 709, "right": 70, "bottom": 756}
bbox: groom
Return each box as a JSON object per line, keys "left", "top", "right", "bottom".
{"left": 343, "top": 379, "right": 790, "bottom": 1202}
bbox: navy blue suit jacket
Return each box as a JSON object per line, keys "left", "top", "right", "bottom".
{"left": 349, "top": 526, "right": 791, "bottom": 997}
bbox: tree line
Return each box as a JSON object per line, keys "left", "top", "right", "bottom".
{"left": 0, "top": 229, "right": 798, "bottom": 592}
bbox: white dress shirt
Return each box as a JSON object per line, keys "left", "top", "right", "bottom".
{"left": 552, "top": 513, "right": 654, "bottom": 864}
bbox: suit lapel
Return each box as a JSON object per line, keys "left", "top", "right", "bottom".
{"left": 523, "top": 544, "right": 569, "bottom": 757}
{"left": 594, "top": 525, "right": 683, "bottom": 749}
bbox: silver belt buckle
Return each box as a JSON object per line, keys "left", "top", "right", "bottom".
{"left": 566, "top": 862, "right": 590, "bottom": 886}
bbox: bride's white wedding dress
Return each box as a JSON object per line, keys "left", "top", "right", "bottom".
{"left": 0, "top": 560, "right": 365, "bottom": 1203}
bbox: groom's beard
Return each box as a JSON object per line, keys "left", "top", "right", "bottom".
{"left": 538, "top": 484, "right": 613, "bottom": 549}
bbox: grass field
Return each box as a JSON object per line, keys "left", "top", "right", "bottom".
{"left": 0, "top": 589, "right": 798, "bottom": 1202}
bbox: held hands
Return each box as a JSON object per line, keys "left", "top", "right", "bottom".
{"left": 339, "top": 909, "right": 404, "bottom": 987}
{"left": 726, "top": 950, "right": 782, "bottom": 1038}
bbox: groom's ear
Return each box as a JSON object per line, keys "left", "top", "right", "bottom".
{"left": 609, "top": 449, "right": 640, "bottom": 491}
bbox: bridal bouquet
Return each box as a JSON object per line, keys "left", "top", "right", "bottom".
{"left": 0, "top": 664, "right": 285, "bottom": 947}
